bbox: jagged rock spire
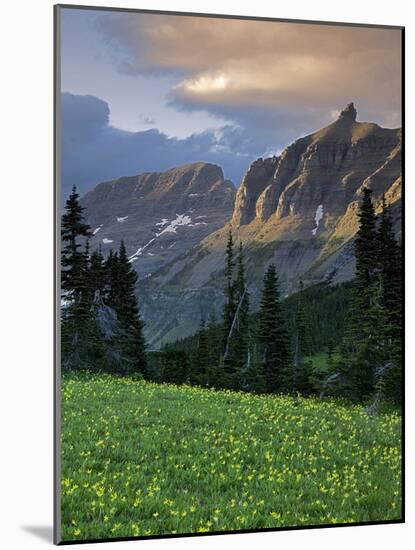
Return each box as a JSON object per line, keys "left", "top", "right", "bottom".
{"left": 338, "top": 102, "right": 357, "bottom": 122}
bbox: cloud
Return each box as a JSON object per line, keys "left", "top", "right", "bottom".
{"left": 60, "top": 93, "right": 263, "bottom": 199}
{"left": 140, "top": 115, "right": 156, "bottom": 125}
{"left": 96, "top": 13, "right": 402, "bottom": 127}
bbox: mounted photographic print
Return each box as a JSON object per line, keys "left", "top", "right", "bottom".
{"left": 54, "top": 4, "right": 404, "bottom": 544}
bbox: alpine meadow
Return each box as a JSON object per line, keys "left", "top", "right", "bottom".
{"left": 57, "top": 6, "right": 403, "bottom": 544}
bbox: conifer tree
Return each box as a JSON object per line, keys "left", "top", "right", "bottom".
{"left": 221, "top": 229, "right": 238, "bottom": 387}
{"left": 222, "top": 229, "right": 236, "bottom": 344}
{"left": 293, "top": 280, "right": 312, "bottom": 393}
{"left": 355, "top": 188, "right": 378, "bottom": 285}
{"left": 257, "top": 264, "right": 291, "bottom": 393}
{"left": 161, "top": 345, "right": 189, "bottom": 384}
{"left": 204, "top": 313, "right": 222, "bottom": 387}
{"left": 112, "top": 241, "right": 147, "bottom": 374}
{"left": 377, "top": 198, "right": 402, "bottom": 342}
{"left": 105, "top": 250, "right": 120, "bottom": 308}
{"left": 232, "top": 242, "right": 251, "bottom": 385}
{"left": 376, "top": 198, "right": 402, "bottom": 402}
{"left": 240, "top": 357, "right": 266, "bottom": 394}
{"left": 61, "top": 185, "right": 92, "bottom": 298}
{"left": 195, "top": 320, "right": 210, "bottom": 385}
{"left": 342, "top": 188, "right": 387, "bottom": 399}
{"left": 326, "top": 340, "right": 335, "bottom": 371}
{"left": 89, "top": 246, "right": 106, "bottom": 296}
{"left": 61, "top": 187, "right": 107, "bottom": 370}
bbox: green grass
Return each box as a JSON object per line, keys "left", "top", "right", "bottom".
{"left": 61, "top": 372, "right": 402, "bottom": 541}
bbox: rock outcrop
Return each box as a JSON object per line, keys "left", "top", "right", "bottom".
{"left": 231, "top": 157, "right": 278, "bottom": 226}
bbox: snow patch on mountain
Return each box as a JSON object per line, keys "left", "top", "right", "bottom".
{"left": 117, "top": 216, "right": 128, "bottom": 222}
{"left": 156, "top": 214, "right": 192, "bottom": 236}
{"left": 126, "top": 211, "right": 213, "bottom": 265}
{"left": 312, "top": 204, "right": 324, "bottom": 236}
{"left": 93, "top": 224, "right": 103, "bottom": 235}
{"left": 102, "top": 237, "right": 113, "bottom": 244}
{"left": 129, "top": 238, "right": 155, "bottom": 262}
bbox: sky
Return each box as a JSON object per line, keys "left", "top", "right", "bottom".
{"left": 59, "top": 7, "right": 402, "bottom": 198}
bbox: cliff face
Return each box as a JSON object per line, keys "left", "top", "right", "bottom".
{"left": 81, "top": 162, "right": 236, "bottom": 279}
{"left": 231, "top": 156, "right": 279, "bottom": 226}
{"left": 137, "top": 104, "right": 402, "bottom": 346}
{"left": 232, "top": 102, "right": 401, "bottom": 230}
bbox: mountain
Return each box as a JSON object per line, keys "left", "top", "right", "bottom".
{"left": 134, "top": 103, "right": 401, "bottom": 346}
{"left": 81, "top": 162, "right": 236, "bottom": 280}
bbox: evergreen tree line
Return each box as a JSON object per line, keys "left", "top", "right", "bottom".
{"left": 61, "top": 186, "right": 146, "bottom": 375}
{"left": 156, "top": 234, "right": 313, "bottom": 395}
{"left": 158, "top": 189, "right": 402, "bottom": 404}
{"left": 61, "top": 185, "right": 402, "bottom": 405}
{"left": 335, "top": 189, "right": 402, "bottom": 403}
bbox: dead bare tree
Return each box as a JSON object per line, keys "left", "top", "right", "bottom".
{"left": 223, "top": 286, "right": 249, "bottom": 362}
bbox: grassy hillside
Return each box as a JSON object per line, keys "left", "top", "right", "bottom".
{"left": 61, "top": 373, "right": 402, "bottom": 541}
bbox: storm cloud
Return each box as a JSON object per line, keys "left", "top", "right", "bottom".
{"left": 61, "top": 92, "right": 262, "bottom": 198}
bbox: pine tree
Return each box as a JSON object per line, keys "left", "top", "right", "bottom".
{"left": 376, "top": 198, "right": 402, "bottom": 402}
{"left": 111, "top": 241, "right": 147, "bottom": 375}
{"left": 89, "top": 246, "right": 106, "bottom": 296}
{"left": 342, "top": 188, "right": 388, "bottom": 400}
{"left": 257, "top": 264, "right": 291, "bottom": 393}
{"left": 61, "top": 187, "right": 108, "bottom": 371}
{"left": 231, "top": 242, "right": 251, "bottom": 386}
{"left": 326, "top": 340, "right": 335, "bottom": 371}
{"left": 61, "top": 185, "right": 92, "bottom": 298}
{"left": 240, "top": 358, "right": 266, "bottom": 394}
{"left": 194, "top": 320, "right": 210, "bottom": 385}
{"left": 105, "top": 250, "right": 120, "bottom": 308}
{"left": 235, "top": 243, "right": 250, "bottom": 354}
{"left": 161, "top": 345, "right": 189, "bottom": 384}
{"left": 221, "top": 229, "right": 237, "bottom": 387}
{"left": 293, "top": 280, "right": 312, "bottom": 393}
{"left": 205, "top": 313, "right": 222, "bottom": 387}
{"left": 222, "top": 229, "right": 236, "bottom": 345}
{"left": 377, "top": 198, "right": 402, "bottom": 342}
{"left": 355, "top": 188, "right": 378, "bottom": 284}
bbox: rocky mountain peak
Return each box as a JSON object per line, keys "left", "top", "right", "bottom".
{"left": 338, "top": 102, "right": 357, "bottom": 122}
{"left": 230, "top": 103, "right": 401, "bottom": 227}
{"left": 81, "top": 162, "right": 236, "bottom": 279}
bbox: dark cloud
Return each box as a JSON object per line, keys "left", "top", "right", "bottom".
{"left": 60, "top": 93, "right": 265, "bottom": 199}
{"left": 61, "top": 93, "right": 110, "bottom": 143}
{"left": 168, "top": 96, "right": 338, "bottom": 158}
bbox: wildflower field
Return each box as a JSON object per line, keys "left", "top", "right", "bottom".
{"left": 60, "top": 373, "right": 402, "bottom": 541}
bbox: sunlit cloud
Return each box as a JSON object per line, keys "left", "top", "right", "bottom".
{"left": 184, "top": 73, "right": 229, "bottom": 94}
{"left": 96, "top": 13, "right": 402, "bottom": 126}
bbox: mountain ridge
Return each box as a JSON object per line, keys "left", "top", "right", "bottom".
{"left": 80, "top": 103, "right": 402, "bottom": 347}
{"left": 136, "top": 103, "right": 402, "bottom": 345}
{"left": 81, "top": 161, "right": 236, "bottom": 279}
